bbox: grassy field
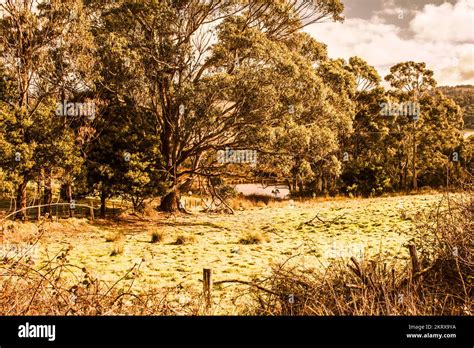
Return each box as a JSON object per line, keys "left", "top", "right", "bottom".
{"left": 1, "top": 192, "right": 448, "bottom": 313}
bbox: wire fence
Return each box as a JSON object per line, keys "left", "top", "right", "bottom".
{"left": 0, "top": 202, "right": 102, "bottom": 224}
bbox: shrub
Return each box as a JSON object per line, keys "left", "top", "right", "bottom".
{"left": 110, "top": 233, "right": 125, "bottom": 256}
{"left": 246, "top": 194, "right": 272, "bottom": 205}
{"left": 217, "top": 185, "right": 239, "bottom": 200}
{"left": 110, "top": 240, "right": 124, "bottom": 256}
{"left": 239, "top": 231, "right": 267, "bottom": 245}
{"left": 151, "top": 230, "right": 165, "bottom": 243}
{"left": 174, "top": 233, "right": 196, "bottom": 245}
{"left": 105, "top": 232, "right": 124, "bottom": 243}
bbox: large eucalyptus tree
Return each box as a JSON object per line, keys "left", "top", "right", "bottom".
{"left": 94, "top": 0, "right": 345, "bottom": 211}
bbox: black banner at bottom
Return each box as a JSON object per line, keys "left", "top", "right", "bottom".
{"left": 0, "top": 316, "right": 472, "bottom": 347}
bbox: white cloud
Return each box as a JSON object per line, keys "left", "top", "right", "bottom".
{"left": 305, "top": 0, "right": 474, "bottom": 86}
{"left": 410, "top": 0, "right": 474, "bottom": 43}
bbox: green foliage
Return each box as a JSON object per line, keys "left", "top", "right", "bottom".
{"left": 0, "top": 1, "right": 469, "bottom": 214}
{"left": 438, "top": 85, "right": 474, "bottom": 128}
{"left": 340, "top": 62, "right": 465, "bottom": 195}
{"left": 0, "top": 0, "right": 96, "bottom": 217}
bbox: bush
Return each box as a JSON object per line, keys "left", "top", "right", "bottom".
{"left": 105, "top": 232, "right": 124, "bottom": 243}
{"left": 110, "top": 240, "right": 124, "bottom": 256}
{"left": 151, "top": 230, "right": 165, "bottom": 243}
{"left": 174, "top": 233, "right": 196, "bottom": 245}
{"left": 246, "top": 194, "right": 272, "bottom": 205}
{"left": 217, "top": 185, "right": 239, "bottom": 200}
{"left": 239, "top": 231, "right": 267, "bottom": 245}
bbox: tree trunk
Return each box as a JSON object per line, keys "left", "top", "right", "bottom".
{"left": 412, "top": 132, "right": 418, "bottom": 190}
{"left": 403, "top": 158, "right": 409, "bottom": 191}
{"left": 43, "top": 171, "right": 52, "bottom": 215}
{"left": 66, "top": 183, "right": 74, "bottom": 218}
{"left": 37, "top": 182, "right": 41, "bottom": 221}
{"left": 100, "top": 189, "right": 106, "bottom": 218}
{"left": 285, "top": 179, "right": 292, "bottom": 194}
{"left": 15, "top": 180, "right": 28, "bottom": 221}
{"left": 398, "top": 162, "right": 404, "bottom": 190}
{"left": 159, "top": 190, "right": 180, "bottom": 212}
{"left": 316, "top": 177, "right": 322, "bottom": 193}
{"left": 411, "top": 97, "right": 418, "bottom": 191}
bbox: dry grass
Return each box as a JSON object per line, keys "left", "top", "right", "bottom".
{"left": 150, "top": 230, "right": 165, "bottom": 244}
{"left": 0, "top": 192, "right": 465, "bottom": 315}
{"left": 0, "top": 236, "right": 204, "bottom": 315}
{"left": 174, "top": 233, "right": 196, "bottom": 245}
{"left": 105, "top": 232, "right": 124, "bottom": 243}
{"left": 142, "top": 202, "right": 160, "bottom": 218}
{"left": 240, "top": 193, "right": 473, "bottom": 315}
{"left": 1, "top": 193, "right": 442, "bottom": 311}
{"left": 230, "top": 195, "right": 286, "bottom": 210}
{"left": 239, "top": 231, "right": 267, "bottom": 245}
{"left": 228, "top": 193, "right": 361, "bottom": 211}
{"left": 110, "top": 241, "right": 124, "bottom": 256}
{"left": 0, "top": 221, "right": 206, "bottom": 315}
{"left": 109, "top": 233, "right": 125, "bottom": 256}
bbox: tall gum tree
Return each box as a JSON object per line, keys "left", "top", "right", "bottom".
{"left": 96, "top": 0, "right": 345, "bottom": 212}
{"left": 385, "top": 61, "right": 436, "bottom": 190}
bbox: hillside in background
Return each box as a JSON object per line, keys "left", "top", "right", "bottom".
{"left": 438, "top": 85, "right": 474, "bottom": 129}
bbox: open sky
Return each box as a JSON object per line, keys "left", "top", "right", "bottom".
{"left": 305, "top": 0, "right": 473, "bottom": 86}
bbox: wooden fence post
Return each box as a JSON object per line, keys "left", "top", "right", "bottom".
{"left": 408, "top": 244, "right": 421, "bottom": 276}
{"left": 89, "top": 200, "right": 94, "bottom": 221}
{"left": 203, "top": 268, "right": 212, "bottom": 311}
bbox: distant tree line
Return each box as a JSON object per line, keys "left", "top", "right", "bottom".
{"left": 438, "top": 85, "right": 474, "bottom": 128}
